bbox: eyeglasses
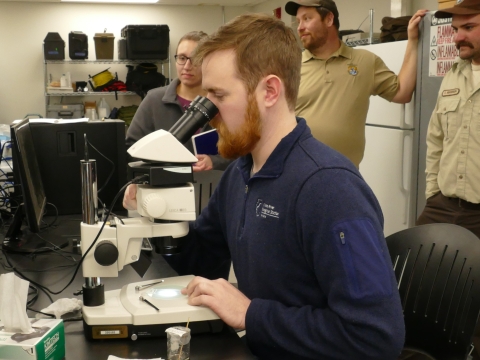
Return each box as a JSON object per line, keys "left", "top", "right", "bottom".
{"left": 174, "top": 55, "right": 192, "bottom": 65}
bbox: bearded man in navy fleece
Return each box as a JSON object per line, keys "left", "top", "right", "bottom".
{"left": 123, "top": 13, "right": 405, "bottom": 360}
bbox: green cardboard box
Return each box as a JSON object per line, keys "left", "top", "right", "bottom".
{"left": 0, "top": 318, "right": 65, "bottom": 360}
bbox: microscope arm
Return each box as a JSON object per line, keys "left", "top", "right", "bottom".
{"left": 80, "top": 218, "right": 189, "bottom": 278}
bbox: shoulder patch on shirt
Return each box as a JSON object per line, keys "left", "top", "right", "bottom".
{"left": 331, "top": 218, "right": 393, "bottom": 299}
{"left": 348, "top": 65, "right": 358, "bottom": 76}
{"left": 442, "top": 88, "right": 460, "bottom": 97}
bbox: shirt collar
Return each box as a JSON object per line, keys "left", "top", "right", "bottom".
{"left": 451, "top": 58, "right": 473, "bottom": 79}
{"left": 237, "top": 118, "right": 311, "bottom": 180}
{"left": 302, "top": 41, "right": 352, "bottom": 63}
{"left": 163, "top": 78, "right": 180, "bottom": 103}
{"left": 453, "top": 58, "right": 469, "bottom": 70}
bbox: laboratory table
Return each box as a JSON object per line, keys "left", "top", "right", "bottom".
{"left": 0, "top": 215, "right": 255, "bottom": 360}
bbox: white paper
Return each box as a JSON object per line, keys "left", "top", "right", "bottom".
{"left": 28, "top": 118, "right": 89, "bottom": 124}
{"left": 0, "top": 273, "right": 34, "bottom": 333}
{"left": 37, "top": 298, "right": 83, "bottom": 319}
{"left": 166, "top": 327, "right": 187, "bottom": 337}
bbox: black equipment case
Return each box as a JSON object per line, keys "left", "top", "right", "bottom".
{"left": 69, "top": 31, "right": 88, "bottom": 60}
{"left": 44, "top": 32, "right": 65, "bottom": 60}
{"left": 121, "top": 25, "right": 170, "bottom": 60}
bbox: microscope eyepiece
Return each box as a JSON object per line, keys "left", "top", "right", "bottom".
{"left": 168, "top": 96, "right": 219, "bottom": 144}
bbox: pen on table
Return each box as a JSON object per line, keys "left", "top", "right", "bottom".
{"left": 139, "top": 296, "right": 159, "bottom": 311}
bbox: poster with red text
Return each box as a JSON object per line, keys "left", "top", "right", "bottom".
{"left": 429, "top": 16, "right": 459, "bottom": 77}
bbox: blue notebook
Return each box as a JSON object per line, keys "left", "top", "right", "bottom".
{"left": 192, "top": 129, "right": 219, "bottom": 156}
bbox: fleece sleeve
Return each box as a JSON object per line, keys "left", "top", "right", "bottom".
{"left": 244, "top": 169, "right": 405, "bottom": 360}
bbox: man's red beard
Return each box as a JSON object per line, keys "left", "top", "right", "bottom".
{"left": 210, "top": 93, "right": 262, "bottom": 159}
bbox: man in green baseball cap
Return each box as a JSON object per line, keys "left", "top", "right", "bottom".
{"left": 285, "top": 0, "right": 427, "bottom": 168}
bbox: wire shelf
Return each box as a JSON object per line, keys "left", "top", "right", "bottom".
{"left": 45, "top": 91, "right": 138, "bottom": 96}
{"left": 345, "top": 38, "right": 381, "bottom": 47}
{"left": 45, "top": 59, "right": 169, "bottom": 65}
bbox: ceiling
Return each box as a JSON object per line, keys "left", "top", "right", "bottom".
{"left": 0, "top": 0, "right": 266, "bottom": 4}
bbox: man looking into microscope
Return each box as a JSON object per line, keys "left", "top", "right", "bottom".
{"left": 124, "top": 13, "right": 404, "bottom": 360}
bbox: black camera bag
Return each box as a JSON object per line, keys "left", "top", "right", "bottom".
{"left": 126, "top": 63, "right": 166, "bottom": 99}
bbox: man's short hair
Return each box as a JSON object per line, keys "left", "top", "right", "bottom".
{"left": 192, "top": 13, "right": 302, "bottom": 111}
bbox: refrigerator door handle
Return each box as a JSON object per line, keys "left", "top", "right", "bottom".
{"left": 401, "top": 132, "right": 413, "bottom": 225}
{"left": 404, "top": 95, "right": 415, "bottom": 129}
{"left": 398, "top": 99, "right": 415, "bottom": 129}
{"left": 399, "top": 104, "right": 406, "bottom": 128}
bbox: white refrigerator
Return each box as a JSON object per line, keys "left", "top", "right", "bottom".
{"left": 359, "top": 13, "right": 444, "bottom": 237}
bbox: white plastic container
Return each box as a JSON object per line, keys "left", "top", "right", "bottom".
{"left": 60, "top": 74, "right": 67, "bottom": 87}
{"left": 97, "top": 97, "right": 110, "bottom": 119}
{"left": 85, "top": 108, "right": 98, "bottom": 120}
{"left": 166, "top": 326, "right": 191, "bottom": 360}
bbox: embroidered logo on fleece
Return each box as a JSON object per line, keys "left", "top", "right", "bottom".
{"left": 255, "top": 199, "right": 280, "bottom": 219}
{"left": 348, "top": 65, "right": 358, "bottom": 76}
{"left": 442, "top": 88, "right": 460, "bottom": 96}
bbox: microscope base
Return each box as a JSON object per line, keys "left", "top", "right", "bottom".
{"left": 82, "top": 275, "right": 223, "bottom": 340}
{"left": 83, "top": 318, "right": 224, "bottom": 341}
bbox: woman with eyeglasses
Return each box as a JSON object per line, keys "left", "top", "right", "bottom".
{"left": 126, "top": 31, "right": 231, "bottom": 172}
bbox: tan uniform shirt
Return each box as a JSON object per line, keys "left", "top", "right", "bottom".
{"left": 472, "top": 63, "right": 480, "bottom": 88}
{"left": 426, "top": 59, "right": 480, "bottom": 204}
{"left": 295, "top": 42, "right": 399, "bottom": 167}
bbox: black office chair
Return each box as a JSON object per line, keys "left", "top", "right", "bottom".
{"left": 193, "top": 169, "right": 236, "bottom": 283}
{"left": 386, "top": 224, "right": 480, "bottom": 360}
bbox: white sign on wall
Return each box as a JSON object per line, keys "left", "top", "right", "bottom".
{"left": 429, "top": 16, "right": 459, "bottom": 77}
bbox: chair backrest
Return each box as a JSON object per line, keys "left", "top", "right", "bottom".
{"left": 192, "top": 170, "right": 223, "bottom": 216}
{"left": 193, "top": 170, "right": 237, "bottom": 284}
{"left": 386, "top": 224, "right": 480, "bottom": 360}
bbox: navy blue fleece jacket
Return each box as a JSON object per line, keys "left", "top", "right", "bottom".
{"left": 167, "top": 118, "right": 405, "bottom": 359}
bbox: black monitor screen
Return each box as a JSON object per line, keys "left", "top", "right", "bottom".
{"left": 30, "top": 120, "right": 126, "bottom": 215}
{"left": 12, "top": 119, "right": 47, "bottom": 230}
{"left": 2, "top": 119, "right": 48, "bottom": 252}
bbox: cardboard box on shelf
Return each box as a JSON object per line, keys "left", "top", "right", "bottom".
{"left": 94, "top": 32, "right": 115, "bottom": 60}
{"left": 438, "top": 0, "right": 456, "bottom": 9}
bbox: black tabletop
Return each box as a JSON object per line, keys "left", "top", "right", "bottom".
{"left": 0, "top": 215, "right": 254, "bottom": 360}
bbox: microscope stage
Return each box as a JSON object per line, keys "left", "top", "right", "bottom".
{"left": 82, "top": 275, "right": 222, "bottom": 340}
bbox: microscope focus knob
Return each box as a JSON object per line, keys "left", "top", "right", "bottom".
{"left": 94, "top": 240, "right": 119, "bottom": 266}
{"left": 142, "top": 194, "right": 167, "bottom": 218}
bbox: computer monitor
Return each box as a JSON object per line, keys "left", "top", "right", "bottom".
{"left": 29, "top": 120, "right": 126, "bottom": 215}
{"left": 2, "top": 119, "right": 50, "bottom": 252}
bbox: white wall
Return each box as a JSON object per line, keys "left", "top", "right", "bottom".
{"left": 0, "top": 2, "right": 251, "bottom": 124}
{"left": 0, "top": 0, "right": 440, "bottom": 124}
{"left": 253, "top": 0, "right": 439, "bottom": 32}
